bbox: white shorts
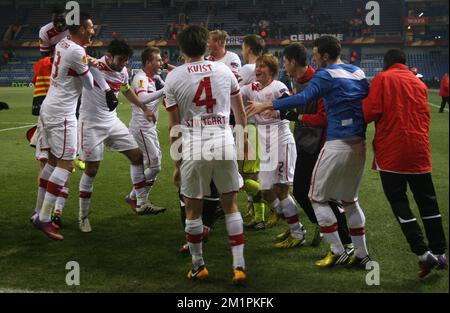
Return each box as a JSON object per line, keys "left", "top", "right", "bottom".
{"left": 130, "top": 126, "right": 162, "bottom": 168}
{"left": 181, "top": 158, "right": 243, "bottom": 199}
{"left": 258, "top": 128, "right": 296, "bottom": 190}
{"left": 79, "top": 118, "right": 138, "bottom": 162}
{"left": 32, "top": 117, "right": 48, "bottom": 162}
{"left": 41, "top": 114, "right": 77, "bottom": 161}
{"left": 309, "top": 137, "right": 366, "bottom": 203}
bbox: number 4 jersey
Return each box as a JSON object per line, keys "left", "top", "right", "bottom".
{"left": 164, "top": 60, "right": 240, "bottom": 158}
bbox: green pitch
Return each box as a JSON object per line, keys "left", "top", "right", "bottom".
{"left": 0, "top": 87, "right": 448, "bottom": 293}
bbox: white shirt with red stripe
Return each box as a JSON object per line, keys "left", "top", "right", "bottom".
{"left": 241, "top": 80, "right": 293, "bottom": 141}
{"left": 239, "top": 63, "right": 256, "bottom": 87}
{"left": 40, "top": 38, "right": 89, "bottom": 119}
{"left": 131, "top": 69, "right": 159, "bottom": 128}
{"left": 208, "top": 51, "right": 241, "bottom": 73}
{"left": 39, "top": 22, "right": 69, "bottom": 54}
{"left": 164, "top": 60, "right": 240, "bottom": 158}
{"left": 79, "top": 56, "right": 129, "bottom": 124}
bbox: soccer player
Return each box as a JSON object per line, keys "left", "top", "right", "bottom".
{"left": 78, "top": 39, "right": 164, "bottom": 233}
{"left": 241, "top": 54, "right": 305, "bottom": 248}
{"left": 126, "top": 47, "right": 166, "bottom": 212}
{"left": 237, "top": 35, "right": 267, "bottom": 230}
{"left": 240, "top": 35, "right": 264, "bottom": 87}
{"left": 278, "top": 43, "right": 353, "bottom": 250}
{"left": 207, "top": 30, "right": 242, "bottom": 79}
{"left": 29, "top": 51, "right": 69, "bottom": 228}
{"left": 39, "top": 5, "right": 69, "bottom": 57}
{"left": 363, "top": 49, "right": 447, "bottom": 278}
{"left": 246, "top": 36, "right": 372, "bottom": 268}
{"left": 31, "top": 12, "right": 115, "bottom": 240}
{"left": 439, "top": 73, "right": 449, "bottom": 113}
{"left": 165, "top": 25, "right": 247, "bottom": 284}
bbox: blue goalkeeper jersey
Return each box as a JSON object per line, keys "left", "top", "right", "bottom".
{"left": 273, "top": 63, "right": 369, "bottom": 141}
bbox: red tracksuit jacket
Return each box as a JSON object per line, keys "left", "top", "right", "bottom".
{"left": 363, "top": 63, "right": 432, "bottom": 174}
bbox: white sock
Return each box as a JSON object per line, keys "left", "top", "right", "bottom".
{"left": 280, "top": 196, "right": 303, "bottom": 239}
{"left": 225, "top": 212, "right": 245, "bottom": 269}
{"left": 346, "top": 202, "right": 369, "bottom": 259}
{"left": 79, "top": 173, "right": 94, "bottom": 218}
{"left": 131, "top": 164, "right": 148, "bottom": 206}
{"left": 40, "top": 167, "right": 70, "bottom": 223}
{"left": 35, "top": 163, "right": 55, "bottom": 214}
{"left": 54, "top": 184, "right": 69, "bottom": 213}
{"left": 185, "top": 218, "right": 204, "bottom": 268}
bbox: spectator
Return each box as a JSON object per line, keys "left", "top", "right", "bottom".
{"left": 363, "top": 49, "right": 448, "bottom": 278}
{"left": 439, "top": 73, "right": 449, "bottom": 113}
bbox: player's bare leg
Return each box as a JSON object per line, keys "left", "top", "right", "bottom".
{"left": 220, "top": 192, "right": 246, "bottom": 284}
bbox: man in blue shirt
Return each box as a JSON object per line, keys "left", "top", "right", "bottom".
{"left": 247, "top": 36, "right": 371, "bottom": 269}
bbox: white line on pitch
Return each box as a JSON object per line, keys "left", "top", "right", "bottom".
{"left": 429, "top": 102, "right": 448, "bottom": 112}
{"left": 0, "top": 124, "right": 35, "bottom": 132}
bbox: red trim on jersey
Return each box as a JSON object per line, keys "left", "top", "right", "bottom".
{"left": 60, "top": 192, "right": 69, "bottom": 199}
{"left": 320, "top": 224, "right": 338, "bottom": 234}
{"left": 228, "top": 234, "right": 245, "bottom": 246}
{"left": 166, "top": 104, "right": 178, "bottom": 112}
{"left": 40, "top": 46, "right": 52, "bottom": 52}
{"left": 79, "top": 68, "right": 89, "bottom": 76}
{"left": 310, "top": 149, "right": 325, "bottom": 199}
{"left": 349, "top": 227, "right": 366, "bottom": 236}
{"left": 231, "top": 88, "right": 240, "bottom": 96}
{"left": 186, "top": 233, "right": 203, "bottom": 244}
{"left": 56, "top": 119, "right": 68, "bottom": 160}
{"left": 79, "top": 191, "right": 92, "bottom": 199}
{"left": 136, "top": 90, "right": 147, "bottom": 95}
{"left": 286, "top": 215, "right": 299, "bottom": 225}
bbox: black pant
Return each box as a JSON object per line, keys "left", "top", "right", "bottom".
{"left": 380, "top": 171, "right": 447, "bottom": 255}
{"left": 293, "top": 148, "right": 352, "bottom": 245}
{"left": 440, "top": 96, "right": 449, "bottom": 112}
{"left": 180, "top": 182, "right": 219, "bottom": 229}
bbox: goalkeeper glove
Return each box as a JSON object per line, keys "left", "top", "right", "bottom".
{"left": 105, "top": 90, "right": 119, "bottom": 111}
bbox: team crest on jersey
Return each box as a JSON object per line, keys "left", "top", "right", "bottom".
{"left": 82, "top": 55, "right": 87, "bottom": 65}
{"left": 139, "top": 80, "right": 145, "bottom": 88}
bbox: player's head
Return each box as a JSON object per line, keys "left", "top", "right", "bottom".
{"left": 383, "top": 49, "right": 406, "bottom": 71}
{"left": 141, "top": 46, "right": 162, "bottom": 75}
{"left": 177, "top": 25, "right": 209, "bottom": 59}
{"left": 282, "top": 43, "right": 307, "bottom": 77}
{"left": 208, "top": 30, "right": 228, "bottom": 54}
{"left": 67, "top": 12, "right": 95, "bottom": 46}
{"left": 51, "top": 5, "right": 67, "bottom": 33}
{"left": 255, "top": 54, "right": 279, "bottom": 84}
{"left": 107, "top": 39, "right": 133, "bottom": 72}
{"left": 242, "top": 35, "right": 265, "bottom": 63}
{"left": 312, "top": 35, "right": 341, "bottom": 68}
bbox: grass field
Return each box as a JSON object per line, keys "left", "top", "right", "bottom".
{"left": 0, "top": 87, "right": 448, "bottom": 293}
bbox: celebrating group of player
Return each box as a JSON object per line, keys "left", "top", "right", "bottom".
{"left": 28, "top": 6, "right": 447, "bottom": 286}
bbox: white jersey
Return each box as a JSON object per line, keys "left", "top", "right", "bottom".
{"left": 80, "top": 56, "right": 129, "bottom": 124}
{"left": 241, "top": 80, "right": 292, "bottom": 140}
{"left": 39, "top": 22, "right": 69, "bottom": 54}
{"left": 131, "top": 69, "right": 160, "bottom": 127}
{"left": 40, "top": 37, "right": 89, "bottom": 119}
{"left": 164, "top": 60, "right": 240, "bottom": 158}
{"left": 208, "top": 51, "right": 241, "bottom": 73}
{"left": 240, "top": 63, "right": 256, "bottom": 87}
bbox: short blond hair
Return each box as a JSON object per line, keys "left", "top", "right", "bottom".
{"left": 256, "top": 54, "right": 279, "bottom": 79}
{"left": 209, "top": 30, "right": 228, "bottom": 44}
